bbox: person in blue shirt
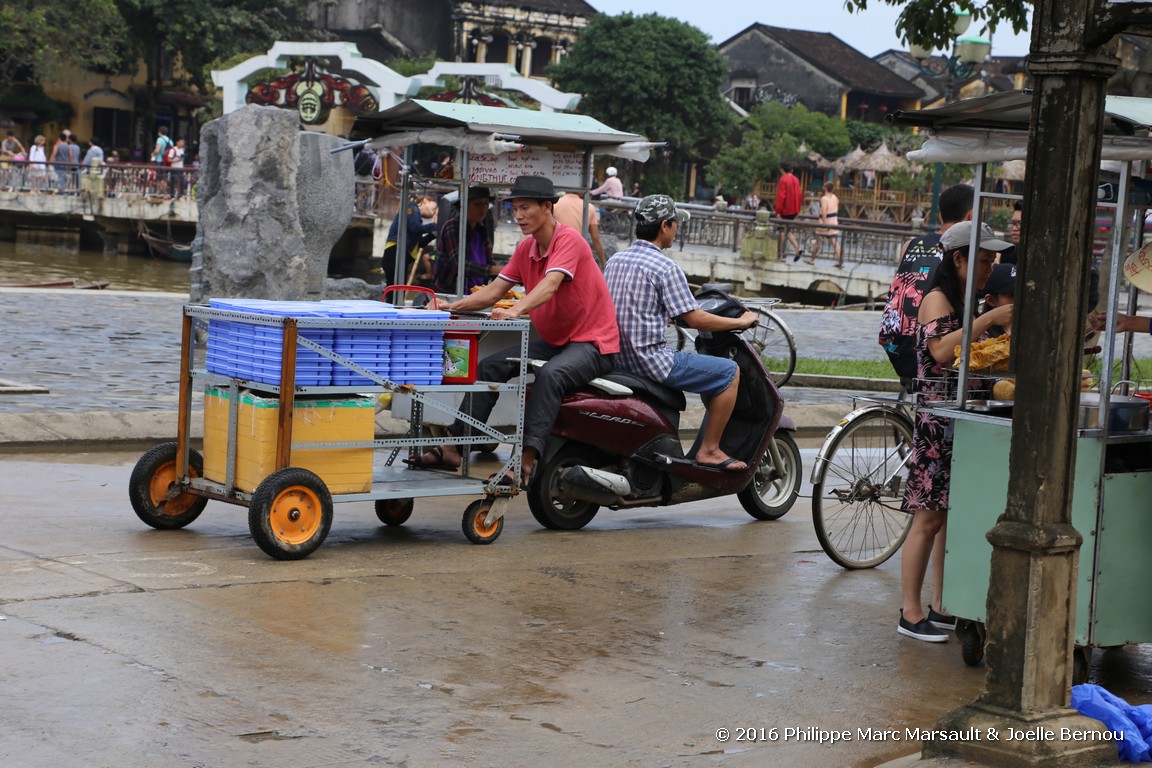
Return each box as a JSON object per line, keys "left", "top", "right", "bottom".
{"left": 383, "top": 193, "right": 438, "bottom": 284}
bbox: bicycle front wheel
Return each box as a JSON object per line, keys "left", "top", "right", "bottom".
{"left": 812, "top": 408, "right": 914, "bottom": 569}
{"left": 748, "top": 309, "right": 797, "bottom": 387}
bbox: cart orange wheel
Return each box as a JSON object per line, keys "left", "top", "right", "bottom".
{"left": 375, "top": 498, "right": 414, "bottom": 526}
{"left": 248, "top": 468, "right": 333, "bottom": 560}
{"left": 129, "top": 442, "right": 209, "bottom": 530}
{"left": 462, "top": 498, "right": 503, "bottom": 544}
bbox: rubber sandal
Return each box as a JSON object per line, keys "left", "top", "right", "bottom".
{"left": 403, "top": 446, "right": 457, "bottom": 470}
{"left": 694, "top": 457, "right": 748, "bottom": 473}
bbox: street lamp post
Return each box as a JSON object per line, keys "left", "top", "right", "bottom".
{"left": 907, "top": 11, "right": 991, "bottom": 228}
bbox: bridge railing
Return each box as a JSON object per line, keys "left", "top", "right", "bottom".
{"left": 0, "top": 159, "right": 199, "bottom": 199}
{"left": 596, "top": 198, "right": 911, "bottom": 267}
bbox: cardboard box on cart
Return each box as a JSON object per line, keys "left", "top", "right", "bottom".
{"left": 202, "top": 387, "right": 375, "bottom": 494}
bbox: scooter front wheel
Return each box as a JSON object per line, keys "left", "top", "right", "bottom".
{"left": 738, "top": 431, "right": 802, "bottom": 520}
{"left": 527, "top": 444, "right": 607, "bottom": 530}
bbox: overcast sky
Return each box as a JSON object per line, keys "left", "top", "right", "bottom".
{"left": 588, "top": 0, "right": 1034, "bottom": 58}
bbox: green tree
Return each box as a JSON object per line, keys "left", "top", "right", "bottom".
{"left": 747, "top": 102, "right": 852, "bottom": 160}
{"left": 844, "top": 0, "right": 1029, "bottom": 52}
{"left": 707, "top": 102, "right": 852, "bottom": 196}
{"left": 111, "top": 0, "right": 318, "bottom": 146}
{"left": 707, "top": 131, "right": 799, "bottom": 198}
{"left": 0, "top": 0, "right": 132, "bottom": 96}
{"left": 551, "top": 13, "right": 734, "bottom": 158}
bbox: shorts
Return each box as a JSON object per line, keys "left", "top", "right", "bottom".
{"left": 662, "top": 351, "right": 737, "bottom": 397}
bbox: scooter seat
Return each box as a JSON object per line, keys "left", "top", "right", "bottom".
{"left": 602, "top": 371, "right": 687, "bottom": 412}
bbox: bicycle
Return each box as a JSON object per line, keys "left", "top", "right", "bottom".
{"left": 809, "top": 392, "right": 915, "bottom": 569}
{"left": 666, "top": 290, "right": 798, "bottom": 387}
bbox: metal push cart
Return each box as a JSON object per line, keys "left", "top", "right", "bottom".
{"left": 889, "top": 91, "right": 1152, "bottom": 677}
{"left": 128, "top": 301, "right": 531, "bottom": 559}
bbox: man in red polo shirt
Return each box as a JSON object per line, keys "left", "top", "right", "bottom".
{"left": 412, "top": 175, "right": 619, "bottom": 487}
{"left": 774, "top": 162, "right": 803, "bottom": 261}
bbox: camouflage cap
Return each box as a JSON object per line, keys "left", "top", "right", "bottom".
{"left": 634, "top": 194, "right": 690, "bottom": 225}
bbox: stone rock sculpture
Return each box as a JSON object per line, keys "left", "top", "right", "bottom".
{"left": 191, "top": 105, "right": 355, "bottom": 302}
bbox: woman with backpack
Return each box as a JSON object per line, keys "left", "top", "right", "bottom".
{"left": 164, "top": 138, "right": 186, "bottom": 198}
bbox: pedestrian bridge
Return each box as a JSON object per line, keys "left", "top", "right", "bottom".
{"left": 0, "top": 161, "right": 902, "bottom": 301}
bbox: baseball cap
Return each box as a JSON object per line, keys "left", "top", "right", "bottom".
{"left": 939, "top": 221, "right": 1013, "bottom": 253}
{"left": 634, "top": 194, "right": 690, "bottom": 225}
{"left": 983, "top": 263, "right": 1016, "bottom": 295}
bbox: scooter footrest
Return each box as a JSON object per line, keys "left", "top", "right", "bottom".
{"left": 653, "top": 452, "right": 694, "bottom": 466}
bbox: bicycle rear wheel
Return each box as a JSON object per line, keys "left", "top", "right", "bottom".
{"left": 748, "top": 309, "right": 797, "bottom": 387}
{"left": 812, "top": 408, "right": 914, "bottom": 569}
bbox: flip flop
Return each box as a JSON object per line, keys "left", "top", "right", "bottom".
{"left": 486, "top": 470, "right": 533, "bottom": 491}
{"left": 403, "top": 446, "right": 457, "bottom": 470}
{"left": 695, "top": 457, "right": 748, "bottom": 473}
{"left": 804, "top": 258, "right": 817, "bottom": 265}
{"left": 486, "top": 471, "right": 517, "bottom": 488}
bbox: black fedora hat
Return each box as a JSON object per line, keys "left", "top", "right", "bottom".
{"left": 507, "top": 175, "right": 558, "bottom": 203}
{"left": 466, "top": 185, "right": 491, "bottom": 200}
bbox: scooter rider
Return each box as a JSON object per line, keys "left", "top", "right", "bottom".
{"left": 604, "top": 194, "right": 759, "bottom": 471}
{"left": 413, "top": 175, "right": 620, "bottom": 487}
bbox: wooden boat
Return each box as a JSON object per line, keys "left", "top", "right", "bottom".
{"left": 0, "top": 278, "right": 110, "bottom": 289}
{"left": 139, "top": 229, "right": 193, "bottom": 262}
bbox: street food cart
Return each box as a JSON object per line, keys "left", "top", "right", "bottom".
{"left": 129, "top": 299, "right": 532, "bottom": 558}
{"left": 349, "top": 98, "right": 656, "bottom": 297}
{"left": 890, "top": 91, "right": 1152, "bottom": 678}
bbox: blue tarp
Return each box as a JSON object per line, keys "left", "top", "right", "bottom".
{"left": 1072, "top": 683, "right": 1152, "bottom": 761}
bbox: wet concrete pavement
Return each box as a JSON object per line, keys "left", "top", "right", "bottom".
{"left": 1, "top": 447, "right": 979, "bottom": 768}
{"left": 4, "top": 288, "right": 1152, "bottom": 767}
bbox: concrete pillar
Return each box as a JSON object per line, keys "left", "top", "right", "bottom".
{"left": 521, "top": 45, "right": 533, "bottom": 77}
{"left": 925, "top": 1, "right": 1123, "bottom": 763}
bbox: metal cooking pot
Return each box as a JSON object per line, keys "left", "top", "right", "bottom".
{"left": 1078, "top": 392, "right": 1150, "bottom": 432}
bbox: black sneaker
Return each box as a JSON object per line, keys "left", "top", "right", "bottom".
{"left": 898, "top": 610, "right": 948, "bottom": 643}
{"left": 928, "top": 606, "right": 956, "bottom": 631}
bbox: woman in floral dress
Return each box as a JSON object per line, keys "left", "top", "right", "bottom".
{"left": 898, "top": 221, "right": 1014, "bottom": 643}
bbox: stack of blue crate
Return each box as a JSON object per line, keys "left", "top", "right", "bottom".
{"left": 390, "top": 307, "right": 450, "bottom": 385}
{"left": 325, "top": 300, "right": 398, "bottom": 386}
{"left": 206, "top": 299, "right": 335, "bottom": 387}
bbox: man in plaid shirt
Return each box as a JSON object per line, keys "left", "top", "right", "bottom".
{"left": 604, "top": 195, "right": 759, "bottom": 472}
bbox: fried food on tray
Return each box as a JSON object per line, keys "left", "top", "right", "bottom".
{"left": 954, "top": 334, "right": 1012, "bottom": 372}
{"left": 992, "top": 379, "right": 1016, "bottom": 400}
{"left": 471, "top": 286, "right": 524, "bottom": 301}
{"left": 493, "top": 299, "right": 518, "bottom": 309}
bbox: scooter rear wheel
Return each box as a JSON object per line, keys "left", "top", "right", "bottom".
{"left": 738, "top": 431, "right": 802, "bottom": 520}
{"left": 527, "top": 444, "right": 607, "bottom": 530}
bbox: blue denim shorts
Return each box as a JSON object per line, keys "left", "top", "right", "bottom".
{"left": 662, "top": 351, "right": 737, "bottom": 397}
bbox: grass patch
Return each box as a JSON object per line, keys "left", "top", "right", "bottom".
{"left": 776, "top": 357, "right": 1152, "bottom": 383}
{"left": 780, "top": 358, "right": 899, "bottom": 379}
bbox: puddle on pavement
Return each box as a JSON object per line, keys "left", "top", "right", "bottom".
{"left": 237, "top": 730, "right": 302, "bottom": 743}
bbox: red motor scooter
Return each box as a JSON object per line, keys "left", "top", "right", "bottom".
{"left": 524, "top": 290, "right": 803, "bottom": 529}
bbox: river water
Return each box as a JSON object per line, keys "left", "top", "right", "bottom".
{"left": 0, "top": 240, "right": 382, "bottom": 294}
{"left": 0, "top": 240, "right": 190, "bottom": 293}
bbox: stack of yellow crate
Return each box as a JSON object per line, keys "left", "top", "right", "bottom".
{"left": 202, "top": 387, "right": 375, "bottom": 493}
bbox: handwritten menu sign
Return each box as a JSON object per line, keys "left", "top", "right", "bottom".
{"left": 468, "top": 150, "right": 586, "bottom": 188}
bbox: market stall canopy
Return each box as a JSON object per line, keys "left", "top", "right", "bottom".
{"left": 350, "top": 99, "right": 656, "bottom": 161}
{"left": 889, "top": 90, "right": 1152, "bottom": 163}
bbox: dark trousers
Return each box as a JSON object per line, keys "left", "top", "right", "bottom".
{"left": 451, "top": 339, "right": 613, "bottom": 456}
